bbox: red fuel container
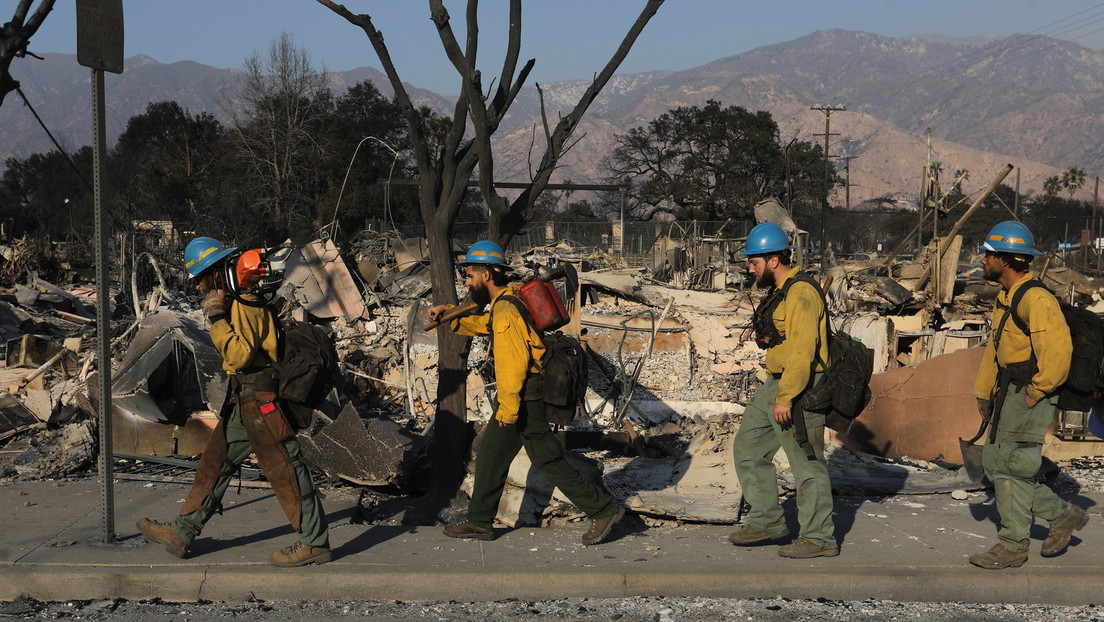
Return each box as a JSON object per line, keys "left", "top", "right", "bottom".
{"left": 517, "top": 279, "right": 569, "bottom": 331}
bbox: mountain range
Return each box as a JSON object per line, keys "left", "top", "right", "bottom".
{"left": 5, "top": 29, "right": 1104, "bottom": 208}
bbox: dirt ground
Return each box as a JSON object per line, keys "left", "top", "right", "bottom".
{"left": 2, "top": 594, "right": 1102, "bottom": 621}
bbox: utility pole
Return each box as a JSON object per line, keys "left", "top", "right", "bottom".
{"left": 1015, "top": 168, "right": 1021, "bottom": 218}
{"left": 1092, "top": 176, "right": 1099, "bottom": 249}
{"left": 811, "top": 104, "right": 845, "bottom": 260}
{"left": 841, "top": 155, "right": 857, "bottom": 211}
{"left": 926, "top": 128, "right": 933, "bottom": 250}
{"left": 783, "top": 134, "right": 799, "bottom": 216}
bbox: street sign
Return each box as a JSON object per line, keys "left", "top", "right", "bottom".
{"left": 77, "top": 0, "right": 125, "bottom": 542}
{"left": 76, "top": 0, "right": 124, "bottom": 74}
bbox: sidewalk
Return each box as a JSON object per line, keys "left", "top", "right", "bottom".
{"left": 1, "top": 478, "right": 1101, "bottom": 605}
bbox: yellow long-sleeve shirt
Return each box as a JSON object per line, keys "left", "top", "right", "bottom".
{"left": 450, "top": 287, "right": 545, "bottom": 424}
{"left": 210, "top": 294, "right": 280, "bottom": 375}
{"left": 764, "top": 267, "right": 829, "bottom": 407}
{"left": 974, "top": 273, "right": 1072, "bottom": 402}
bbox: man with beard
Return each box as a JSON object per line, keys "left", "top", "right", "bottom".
{"left": 970, "top": 221, "right": 1083, "bottom": 569}
{"left": 426, "top": 240, "right": 624, "bottom": 545}
{"left": 729, "top": 222, "right": 837, "bottom": 558}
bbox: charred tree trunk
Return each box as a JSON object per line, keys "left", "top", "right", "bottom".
{"left": 421, "top": 210, "right": 469, "bottom": 512}
{"left": 319, "top": 0, "right": 665, "bottom": 523}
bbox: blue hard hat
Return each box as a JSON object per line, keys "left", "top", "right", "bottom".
{"left": 981, "top": 221, "right": 1041, "bottom": 256}
{"left": 461, "top": 240, "right": 508, "bottom": 266}
{"left": 184, "top": 236, "right": 237, "bottom": 277}
{"left": 742, "top": 222, "right": 790, "bottom": 257}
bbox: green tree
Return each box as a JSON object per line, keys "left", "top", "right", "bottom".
{"left": 111, "top": 101, "right": 227, "bottom": 227}
{"left": 1061, "top": 166, "right": 1087, "bottom": 199}
{"left": 953, "top": 169, "right": 970, "bottom": 191}
{"left": 1043, "top": 175, "right": 1062, "bottom": 197}
{"left": 603, "top": 100, "right": 830, "bottom": 221}
{"left": 1026, "top": 192, "right": 1089, "bottom": 249}
{"left": 317, "top": 80, "right": 415, "bottom": 238}
{"left": 0, "top": 148, "right": 91, "bottom": 241}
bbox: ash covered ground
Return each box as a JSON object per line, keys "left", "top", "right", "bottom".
{"left": 2, "top": 594, "right": 1103, "bottom": 621}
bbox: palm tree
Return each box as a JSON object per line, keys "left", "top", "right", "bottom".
{"left": 1061, "top": 166, "right": 1087, "bottom": 199}
{"left": 1044, "top": 175, "right": 1062, "bottom": 197}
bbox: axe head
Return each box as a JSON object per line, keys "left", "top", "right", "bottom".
{"left": 538, "top": 263, "right": 579, "bottom": 297}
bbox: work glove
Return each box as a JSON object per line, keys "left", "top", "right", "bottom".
{"left": 200, "top": 288, "right": 228, "bottom": 321}
{"left": 977, "top": 397, "right": 992, "bottom": 422}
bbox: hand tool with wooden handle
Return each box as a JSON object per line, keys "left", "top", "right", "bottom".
{"left": 423, "top": 302, "right": 481, "bottom": 331}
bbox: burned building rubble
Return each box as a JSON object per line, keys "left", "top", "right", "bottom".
{"left": 2, "top": 226, "right": 1104, "bottom": 528}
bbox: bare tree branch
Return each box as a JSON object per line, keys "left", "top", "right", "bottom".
{"left": 496, "top": 0, "right": 665, "bottom": 243}
{"left": 0, "top": 0, "right": 55, "bottom": 108}
{"left": 494, "top": 1, "right": 522, "bottom": 114}
{"left": 316, "top": 0, "right": 435, "bottom": 175}
{"left": 430, "top": 1, "right": 508, "bottom": 226}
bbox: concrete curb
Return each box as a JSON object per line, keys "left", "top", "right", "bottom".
{"left": 2, "top": 564, "right": 1104, "bottom": 605}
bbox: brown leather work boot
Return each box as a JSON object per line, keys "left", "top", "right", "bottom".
{"left": 136, "top": 518, "right": 188, "bottom": 558}
{"left": 728, "top": 523, "right": 790, "bottom": 546}
{"left": 778, "top": 536, "right": 840, "bottom": 558}
{"left": 443, "top": 521, "right": 495, "bottom": 541}
{"left": 969, "top": 543, "right": 1027, "bottom": 569}
{"left": 1041, "top": 505, "right": 1089, "bottom": 557}
{"left": 270, "top": 541, "right": 332, "bottom": 567}
{"left": 581, "top": 507, "right": 625, "bottom": 546}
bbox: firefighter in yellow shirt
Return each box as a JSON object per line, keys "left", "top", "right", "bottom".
{"left": 729, "top": 222, "right": 838, "bottom": 559}
{"left": 970, "top": 221, "right": 1085, "bottom": 569}
{"left": 137, "top": 237, "right": 330, "bottom": 567}
{"left": 427, "top": 241, "right": 624, "bottom": 545}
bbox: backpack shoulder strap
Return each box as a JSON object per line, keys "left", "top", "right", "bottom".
{"left": 777, "top": 271, "right": 809, "bottom": 297}
{"left": 276, "top": 314, "right": 290, "bottom": 361}
{"left": 488, "top": 294, "right": 545, "bottom": 351}
{"left": 1003, "top": 278, "right": 1046, "bottom": 335}
{"left": 782, "top": 272, "right": 832, "bottom": 367}
{"left": 500, "top": 294, "right": 536, "bottom": 326}
{"left": 990, "top": 278, "right": 1046, "bottom": 357}
{"left": 488, "top": 294, "right": 536, "bottom": 330}
{"left": 780, "top": 272, "right": 828, "bottom": 312}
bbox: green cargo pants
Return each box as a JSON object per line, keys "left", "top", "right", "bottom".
{"left": 467, "top": 398, "right": 619, "bottom": 528}
{"left": 982, "top": 385, "right": 1070, "bottom": 553}
{"left": 170, "top": 400, "right": 328, "bottom": 548}
{"left": 732, "top": 374, "right": 835, "bottom": 548}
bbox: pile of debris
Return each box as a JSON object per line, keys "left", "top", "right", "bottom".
{"left": 3, "top": 224, "right": 1104, "bottom": 531}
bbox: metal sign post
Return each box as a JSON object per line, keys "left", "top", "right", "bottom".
{"left": 77, "top": 0, "right": 123, "bottom": 545}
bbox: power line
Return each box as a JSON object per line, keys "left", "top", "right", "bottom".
{"left": 14, "top": 86, "right": 93, "bottom": 193}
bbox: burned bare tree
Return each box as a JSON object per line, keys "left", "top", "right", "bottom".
{"left": 221, "top": 33, "right": 332, "bottom": 238}
{"left": 317, "top": 0, "right": 664, "bottom": 519}
{"left": 0, "top": 0, "right": 55, "bottom": 108}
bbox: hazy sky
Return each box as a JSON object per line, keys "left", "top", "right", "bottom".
{"left": 26, "top": 0, "right": 1104, "bottom": 94}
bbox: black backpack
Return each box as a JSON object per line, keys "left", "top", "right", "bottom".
{"left": 493, "top": 296, "right": 587, "bottom": 426}
{"left": 762, "top": 273, "right": 875, "bottom": 432}
{"left": 1001, "top": 280, "right": 1104, "bottom": 411}
{"left": 801, "top": 330, "right": 875, "bottom": 432}
{"left": 272, "top": 319, "right": 340, "bottom": 429}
